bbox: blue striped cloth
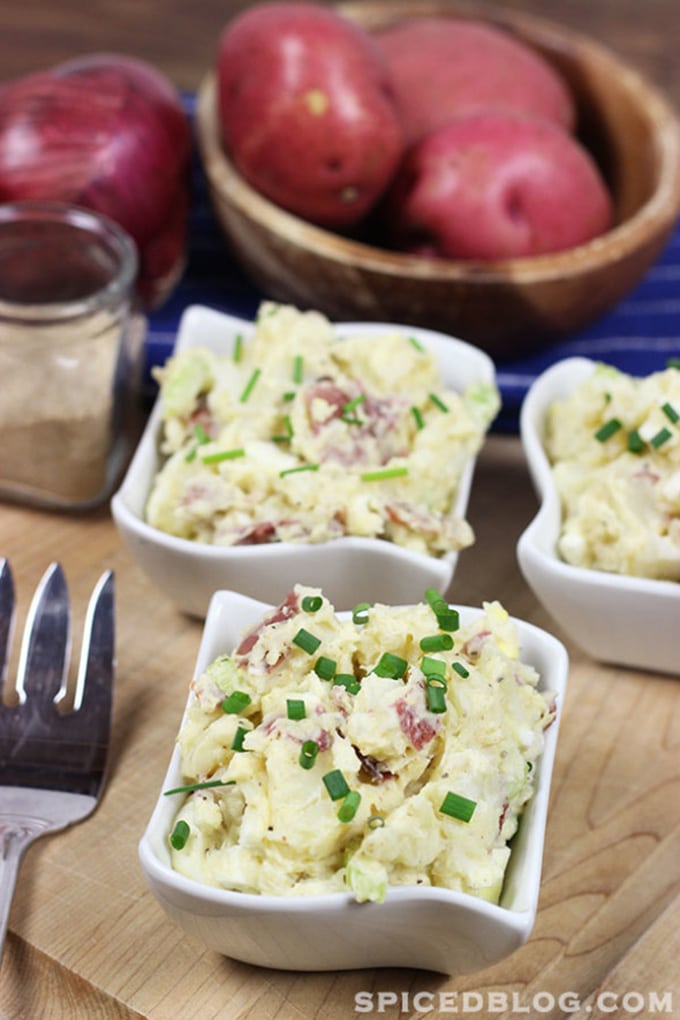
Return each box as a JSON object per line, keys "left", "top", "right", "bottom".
{"left": 146, "top": 96, "right": 680, "bottom": 433}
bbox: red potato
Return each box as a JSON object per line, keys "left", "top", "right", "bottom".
{"left": 217, "top": 2, "right": 404, "bottom": 227}
{"left": 375, "top": 17, "right": 577, "bottom": 145}
{"left": 383, "top": 110, "right": 613, "bottom": 260}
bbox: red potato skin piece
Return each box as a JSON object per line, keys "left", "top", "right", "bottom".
{"left": 216, "top": 2, "right": 404, "bottom": 227}
{"left": 375, "top": 17, "right": 577, "bottom": 146}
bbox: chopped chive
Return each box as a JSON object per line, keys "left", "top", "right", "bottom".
{"left": 293, "top": 355, "right": 304, "bottom": 384}
{"left": 163, "top": 779, "right": 235, "bottom": 796}
{"left": 436, "top": 607, "right": 459, "bottom": 632}
{"left": 342, "top": 394, "right": 366, "bottom": 415}
{"left": 201, "top": 447, "right": 246, "bottom": 464}
{"left": 221, "top": 690, "right": 251, "bottom": 714}
{"left": 232, "top": 333, "right": 243, "bottom": 363}
{"left": 360, "top": 466, "right": 409, "bottom": 482}
{"left": 333, "top": 674, "right": 361, "bottom": 694}
{"left": 429, "top": 393, "right": 449, "bottom": 413}
{"left": 293, "top": 628, "right": 321, "bottom": 654}
{"left": 421, "top": 656, "right": 446, "bottom": 677}
{"left": 352, "top": 602, "right": 371, "bottom": 625}
{"left": 280, "top": 463, "right": 320, "bottom": 477}
{"left": 409, "top": 335, "right": 425, "bottom": 352}
{"left": 185, "top": 446, "right": 198, "bottom": 463}
{"left": 323, "top": 769, "right": 350, "bottom": 801}
{"left": 440, "top": 791, "right": 477, "bottom": 823}
{"left": 425, "top": 587, "right": 446, "bottom": 609}
{"left": 194, "top": 423, "right": 210, "bottom": 444}
{"left": 651, "top": 426, "right": 673, "bottom": 448}
{"left": 374, "top": 651, "right": 408, "bottom": 679}
{"left": 667, "top": 358, "right": 680, "bottom": 369}
{"left": 302, "top": 595, "right": 323, "bottom": 613}
{"left": 169, "top": 820, "right": 190, "bottom": 850}
{"left": 271, "top": 415, "right": 294, "bottom": 442}
{"left": 299, "top": 740, "right": 319, "bottom": 769}
{"left": 661, "top": 402, "right": 679, "bottom": 424}
{"left": 287, "top": 698, "right": 306, "bottom": 720}
{"left": 426, "top": 677, "right": 447, "bottom": 714}
{"left": 239, "top": 367, "right": 261, "bottom": 403}
{"left": 231, "top": 725, "right": 248, "bottom": 751}
{"left": 337, "top": 790, "right": 361, "bottom": 823}
{"left": 340, "top": 415, "right": 364, "bottom": 426}
{"left": 411, "top": 406, "right": 424, "bottom": 430}
{"left": 452, "top": 662, "right": 470, "bottom": 679}
{"left": 282, "top": 390, "right": 296, "bottom": 402}
{"left": 595, "top": 417, "right": 622, "bottom": 442}
{"left": 420, "top": 633, "right": 454, "bottom": 652}
{"left": 627, "top": 429, "right": 646, "bottom": 454}
{"left": 367, "top": 814, "right": 385, "bottom": 829}
{"left": 314, "top": 655, "right": 336, "bottom": 680}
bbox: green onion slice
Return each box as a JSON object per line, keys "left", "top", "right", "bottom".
{"left": 194, "top": 423, "right": 210, "bottom": 444}
{"left": 662, "top": 401, "right": 679, "bottom": 423}
{"left": 279, "top": 463, "right": 320, "bottom": 477}
{"left": 239, "top": 367, "right": 261, "bottom": 403}
{"left": 163, "top": 779, "right": 235, "bottom": 796}
{"left": 651, "top": 427, "right": 672, "bottom": 448}
{"left": 342, "top": 394, "right": 366, "bottom": 415}
{"left": 426, "top": 678, "right": 447, "bottom": 714}
{"left": 667, "top": 358, "right": 680, "bottom": 370}
{"left": 184, "top": 446, "right": 198, "bottom": 463}
{"left": 421, "top": 655, "right": 446, "bottom": 677}
{"left": 323, "top": 769, "right": 350, "bottom": 801}
{"left": 374, "top": 651, "right": 408, "bottom": 679}
{"left": 299, "top": 740, "right": 319, "bottom": 770}
{"left": 293, "top": 628, "right": 321, "bottom": 654}
{"left": 452, "top": 662, "right": 470, "bottom": 679}
{"left": 302, "top": 595, "right": 323, "bottom": 613}
{"left": 232, "top": 333, "right": 243, "bottom": 363}
{"left": 360, "top": 466, "right": 409, "bottom": 482}
{"left": 440, "top": 791, "right": 477, "bottom": 823}
{"left": 595, "top": 417, "right": 622, "bottom": 442}
{"left": 169, "top": 820, "right": 190, "bottom": 850}
{"left": 293, "top": 354, "right": 304, "bottom": 384}
{"left": 420, "top": 633, "right": 454, "bottom": 652}
{"left": 287, "top": 698, "right": 306, "bottom": 720}
{"left": 221, "top": 690, "right": 251, "bottom": 714}
{"left": 231, "top": 726, "right": 248, "bottom": 752}
{"left": 314, "top": 655, "right": 336, "bottom": 680}
{"left": 201, "top": 448, "right": 245, "bottom": 464}
{"left": 352, "top": 602, "right": 371, "bottom": 625}
{"left": 337, "top": 790, "right": 361, "bottom": 823}
{"left": 282, "top": 390, "right": 296, "bottom": 402}
{"left": 429, "top": 393, "right": 449, "bottom": 413}
{"left": 333, "top": 674, "right": 361, "bottom": 694}
{"left": 627, "top": 429, "right": 646, "bottom": 454}
{"left": 409, "top": 335, "right": 425, "bottom": 352}
{"left": 411, "top": 406, "right": 424, "bottom": 430}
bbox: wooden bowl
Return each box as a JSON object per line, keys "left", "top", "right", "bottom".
{"left": 195, "top": 0, "right": 680, "bottom": 360}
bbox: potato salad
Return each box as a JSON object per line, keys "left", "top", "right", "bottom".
{"left": 145, "top": 302, "right": 499, "bottom": 555}
{"left": 167, "top": 585, "right": 556, "bottom": 904}
{"left": 545, "top": 362, "right": 680, "bottom": 579}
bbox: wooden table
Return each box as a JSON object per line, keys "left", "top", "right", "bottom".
{"left": 1, "top": 3, "right": 679, "bottom": 1018}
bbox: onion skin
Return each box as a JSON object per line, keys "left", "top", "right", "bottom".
{"left": 0, "top": 54, "right": 192, "bottom": 308}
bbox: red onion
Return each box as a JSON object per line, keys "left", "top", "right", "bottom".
{"left": 0, "top": 54, "right": 192, "bottom": 308}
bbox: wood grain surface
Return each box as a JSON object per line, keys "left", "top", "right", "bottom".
{"left": 1, "top": 3, "right": 679, "bottom": 1018}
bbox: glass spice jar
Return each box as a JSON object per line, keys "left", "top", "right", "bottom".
{"left": 0, "top": 201, "right": 145, "bottom": 509}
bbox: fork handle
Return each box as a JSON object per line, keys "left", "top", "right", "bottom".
{"left": 0, "top": 816, "right": 48, "bottom": 965}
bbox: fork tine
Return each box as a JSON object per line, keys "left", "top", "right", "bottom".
{"left": 0, "top": 559, "right": 15, "bottom": 691}
{"left": 72, "top": 570, "right": 115, "bottom": 777}
{"left": 15, "top": 563, "right": 70, "bottom": 706}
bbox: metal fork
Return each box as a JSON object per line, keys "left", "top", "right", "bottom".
{"left": 0, "top": 559, "right": 115, "bottom": 965}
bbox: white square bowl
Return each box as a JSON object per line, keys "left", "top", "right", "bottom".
{"left": 138, "top": 589, "right": 568, "bottom": 975}
{"left": 518, "top": 356, "right": 680, "bottom": 675}
{"left": 112, "top": 305, "right": 497, "bottom": 617}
